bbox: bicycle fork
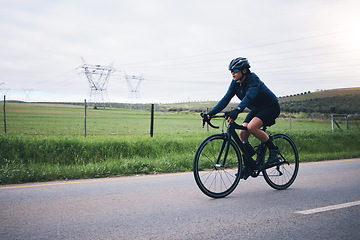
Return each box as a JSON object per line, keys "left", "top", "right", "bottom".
{"left": 229, "top": 125, "right": 258, "bottom": 170}
{"left": 215, "top": 125, "right": 257, "bottom": 170}
{"left": 214, "top": 133, "right": 231, "bottom": 169}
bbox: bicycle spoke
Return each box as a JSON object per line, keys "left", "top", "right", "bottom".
{"left": 262, "top": 133, "right": 299, "bottom": 190}
{"left": 194, "top": 134, "right": 241, "bottom": 198}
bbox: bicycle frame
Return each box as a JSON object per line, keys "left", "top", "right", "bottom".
{"left": 195, "top": 113, "right": 299, "bottom": 198}
{"left": 209, "top": 115, "right": 267, "bottom": 171}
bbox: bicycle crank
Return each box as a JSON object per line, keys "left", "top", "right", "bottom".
{"left": 214, "top": 164, "right": 223, "bottom": 169}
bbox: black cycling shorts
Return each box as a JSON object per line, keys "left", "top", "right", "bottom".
{"left": 243, "top": 102, "right": 280, "bottom": 126}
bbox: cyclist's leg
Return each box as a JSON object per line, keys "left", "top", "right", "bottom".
{"left": 239, "top": 112, "right": 258, "bottom": 178}
{"left": 239, "top": 125, "right": 250, "bottom": 142}
{"left": 247, "top": 117, "right": 269, "bottom": 142}
{"left": 239, "top": 111, "right": 256, "bottom": 142}
{"left": 251, "top": 103, "right": 281, "bottom": 163}
{"left": 247, "top": 118, "right": 279, "bottom": 165}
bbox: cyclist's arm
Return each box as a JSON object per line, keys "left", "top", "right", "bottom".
{"left": 237, "top": 75, "right": 260, "bottom": 111}
{"left": 208, "top": 81, "right": 235, "bottom": 116}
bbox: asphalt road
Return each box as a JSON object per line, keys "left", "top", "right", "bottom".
{"left": 1, "top": 159, "right": 360, "bottom": 239}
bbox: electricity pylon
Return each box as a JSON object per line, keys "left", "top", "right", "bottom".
{"left": 23, "top": 88, "right": 33, "bottom": 102}
{"left": 125, "top": 74, "right": 144, "bottom": 100}
{"left": 0, "top": 83, "right": 4, "bottom": 96}
{"left": 80, "top": 58, "right": 115, "bottom": 108}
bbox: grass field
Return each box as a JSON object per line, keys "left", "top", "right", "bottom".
{"left": 1, "top": 102, "right": 359, "bottom": 184}
{"left": 0, "top": 102, "right": 338, "bottom": 135}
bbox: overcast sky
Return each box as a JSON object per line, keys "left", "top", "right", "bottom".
{"left": 1, "top": 0, "right": 360, "bottom": 103}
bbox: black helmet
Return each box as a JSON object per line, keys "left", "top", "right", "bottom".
{"left": 228, "top": 57, "right": 250, "bottom": 71}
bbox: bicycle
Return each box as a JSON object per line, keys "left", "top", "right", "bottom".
{"left": 193, "top": 113, "right": 299, "bottom": 198}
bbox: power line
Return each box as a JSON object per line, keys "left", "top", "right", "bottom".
{"left": 36, "top": 68, "right": 79, "bottom": 85}
{"left": 8, "top": 30, "right": 358, "bottom": 103}
{"left": 117, "top": 31, "right": 346, "bottom": 68}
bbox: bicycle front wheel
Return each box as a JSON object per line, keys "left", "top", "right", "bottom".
{"left": 263, "top": 133, "right": 299, "bottom": 190}
{"left": 193, "top": 134, "right": 242, "bottom": 198}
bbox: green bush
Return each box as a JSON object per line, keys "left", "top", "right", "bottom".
{"left": 1, "top": 102, "right": 359, "bottom": 184}
{"left": 1, "top": 131, "right": 360, "bottom": 184}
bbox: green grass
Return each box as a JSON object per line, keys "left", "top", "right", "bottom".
{"left": 0, "top": 102, "right": 359, "bottom": 184}
{"left": 1, "top": 102, "right": 209, "bottom": 136}
{"left": 0, "top": 134, "right": 200, "bottom": 184}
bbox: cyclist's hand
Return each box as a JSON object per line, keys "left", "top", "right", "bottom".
{"left": 226, "top": 108, "right": 242, "bottom": 123}
{"left": 201, "top": 113, "right": 211, "bottom": 127}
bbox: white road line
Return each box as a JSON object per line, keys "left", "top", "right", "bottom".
{"left": 296, "top": 200, "right": 360, "bottom": 215}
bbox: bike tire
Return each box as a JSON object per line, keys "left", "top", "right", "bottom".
{"left": 262, "top": 133, "right": 299, "bottom": 190}
{"left": 193, "top": 134, "right": 242, "bottom": 198}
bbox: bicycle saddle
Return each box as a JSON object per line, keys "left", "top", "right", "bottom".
{"left": 265, "top": 120, "right": 276, "bottom": 127}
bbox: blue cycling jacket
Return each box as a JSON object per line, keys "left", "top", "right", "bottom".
{"left": 208, "top": 72, "right": 278, "bottom": 115}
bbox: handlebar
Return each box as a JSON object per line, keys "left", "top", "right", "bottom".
{"left": 201, "top": 113, "right": 247, "bottom": 130}
{"left": 201, "top": 113, "right": 222, "bottom": 129}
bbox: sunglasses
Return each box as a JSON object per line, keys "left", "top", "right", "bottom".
{"left": 231, "top": 69, "right": 240, "bottom": 73}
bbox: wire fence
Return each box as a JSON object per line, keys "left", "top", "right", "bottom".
{"left": 331, "top": 114, "right": 360, "bottom": 131}
{"left": 2, "top": 96, "right": 359, "bottom": 136}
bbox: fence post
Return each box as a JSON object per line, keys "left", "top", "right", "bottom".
{"left": 345, "top": 115, "right": 349, "bottom": 130}
{"left": 84, "top": 99, "right": 87, "bottom": 137}
{"left": 206, "top": 107, "right": 209, "bottom": 132}
{"left": 289, "top": 113, "right": 292, "bottom": 131}
{"left": 3, "top": 95, "right": 6, "bottom": 134}
{"left": 150, "top": 104, "right": 154, "bottom": 137}
{"left": 331, "top": 114, "right": 342, "bottom": 131}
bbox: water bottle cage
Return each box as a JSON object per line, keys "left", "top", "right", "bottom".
{"left": 243, "top": 141, "right": 256, "bottom": 156}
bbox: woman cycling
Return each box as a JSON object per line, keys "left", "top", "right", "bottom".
{"left": 203, "top": 57, "right": 280, "bottom": 180}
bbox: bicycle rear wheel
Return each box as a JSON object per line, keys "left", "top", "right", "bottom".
{"left": 193, "top": 134, "right": 242, "bottom": 198}
{"left": 263, "top": 133, "right": 299, "bottom": 190}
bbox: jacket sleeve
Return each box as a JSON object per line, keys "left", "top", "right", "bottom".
{"left": 208, "top": 81, "right": 236, "bottom": 116}
{"left": 237, "top": 76, "right": 260, "bottom": 111}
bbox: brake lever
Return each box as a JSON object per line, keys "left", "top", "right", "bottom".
{"left": 200, "top": 113, "right": 219, "bottom": 129}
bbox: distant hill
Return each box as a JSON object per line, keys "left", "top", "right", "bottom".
{"left": 279, "top": 88, "right": 360, "bottom": 114}
{"left": 5, "top": 87, "right": 358, "bottom": 114}
{"left": 158, "top": 87, "right": 360, "bottom": 114}
{"left": 279, "top": 88, "right": 360, "bottom": 102}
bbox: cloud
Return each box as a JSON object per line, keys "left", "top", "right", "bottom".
{"left": 0, "top": 0, "right": 359, "bottom": 103}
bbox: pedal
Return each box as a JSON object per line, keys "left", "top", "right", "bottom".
{"left": 251, "top": 169, "right": 260, "bottom": 178}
